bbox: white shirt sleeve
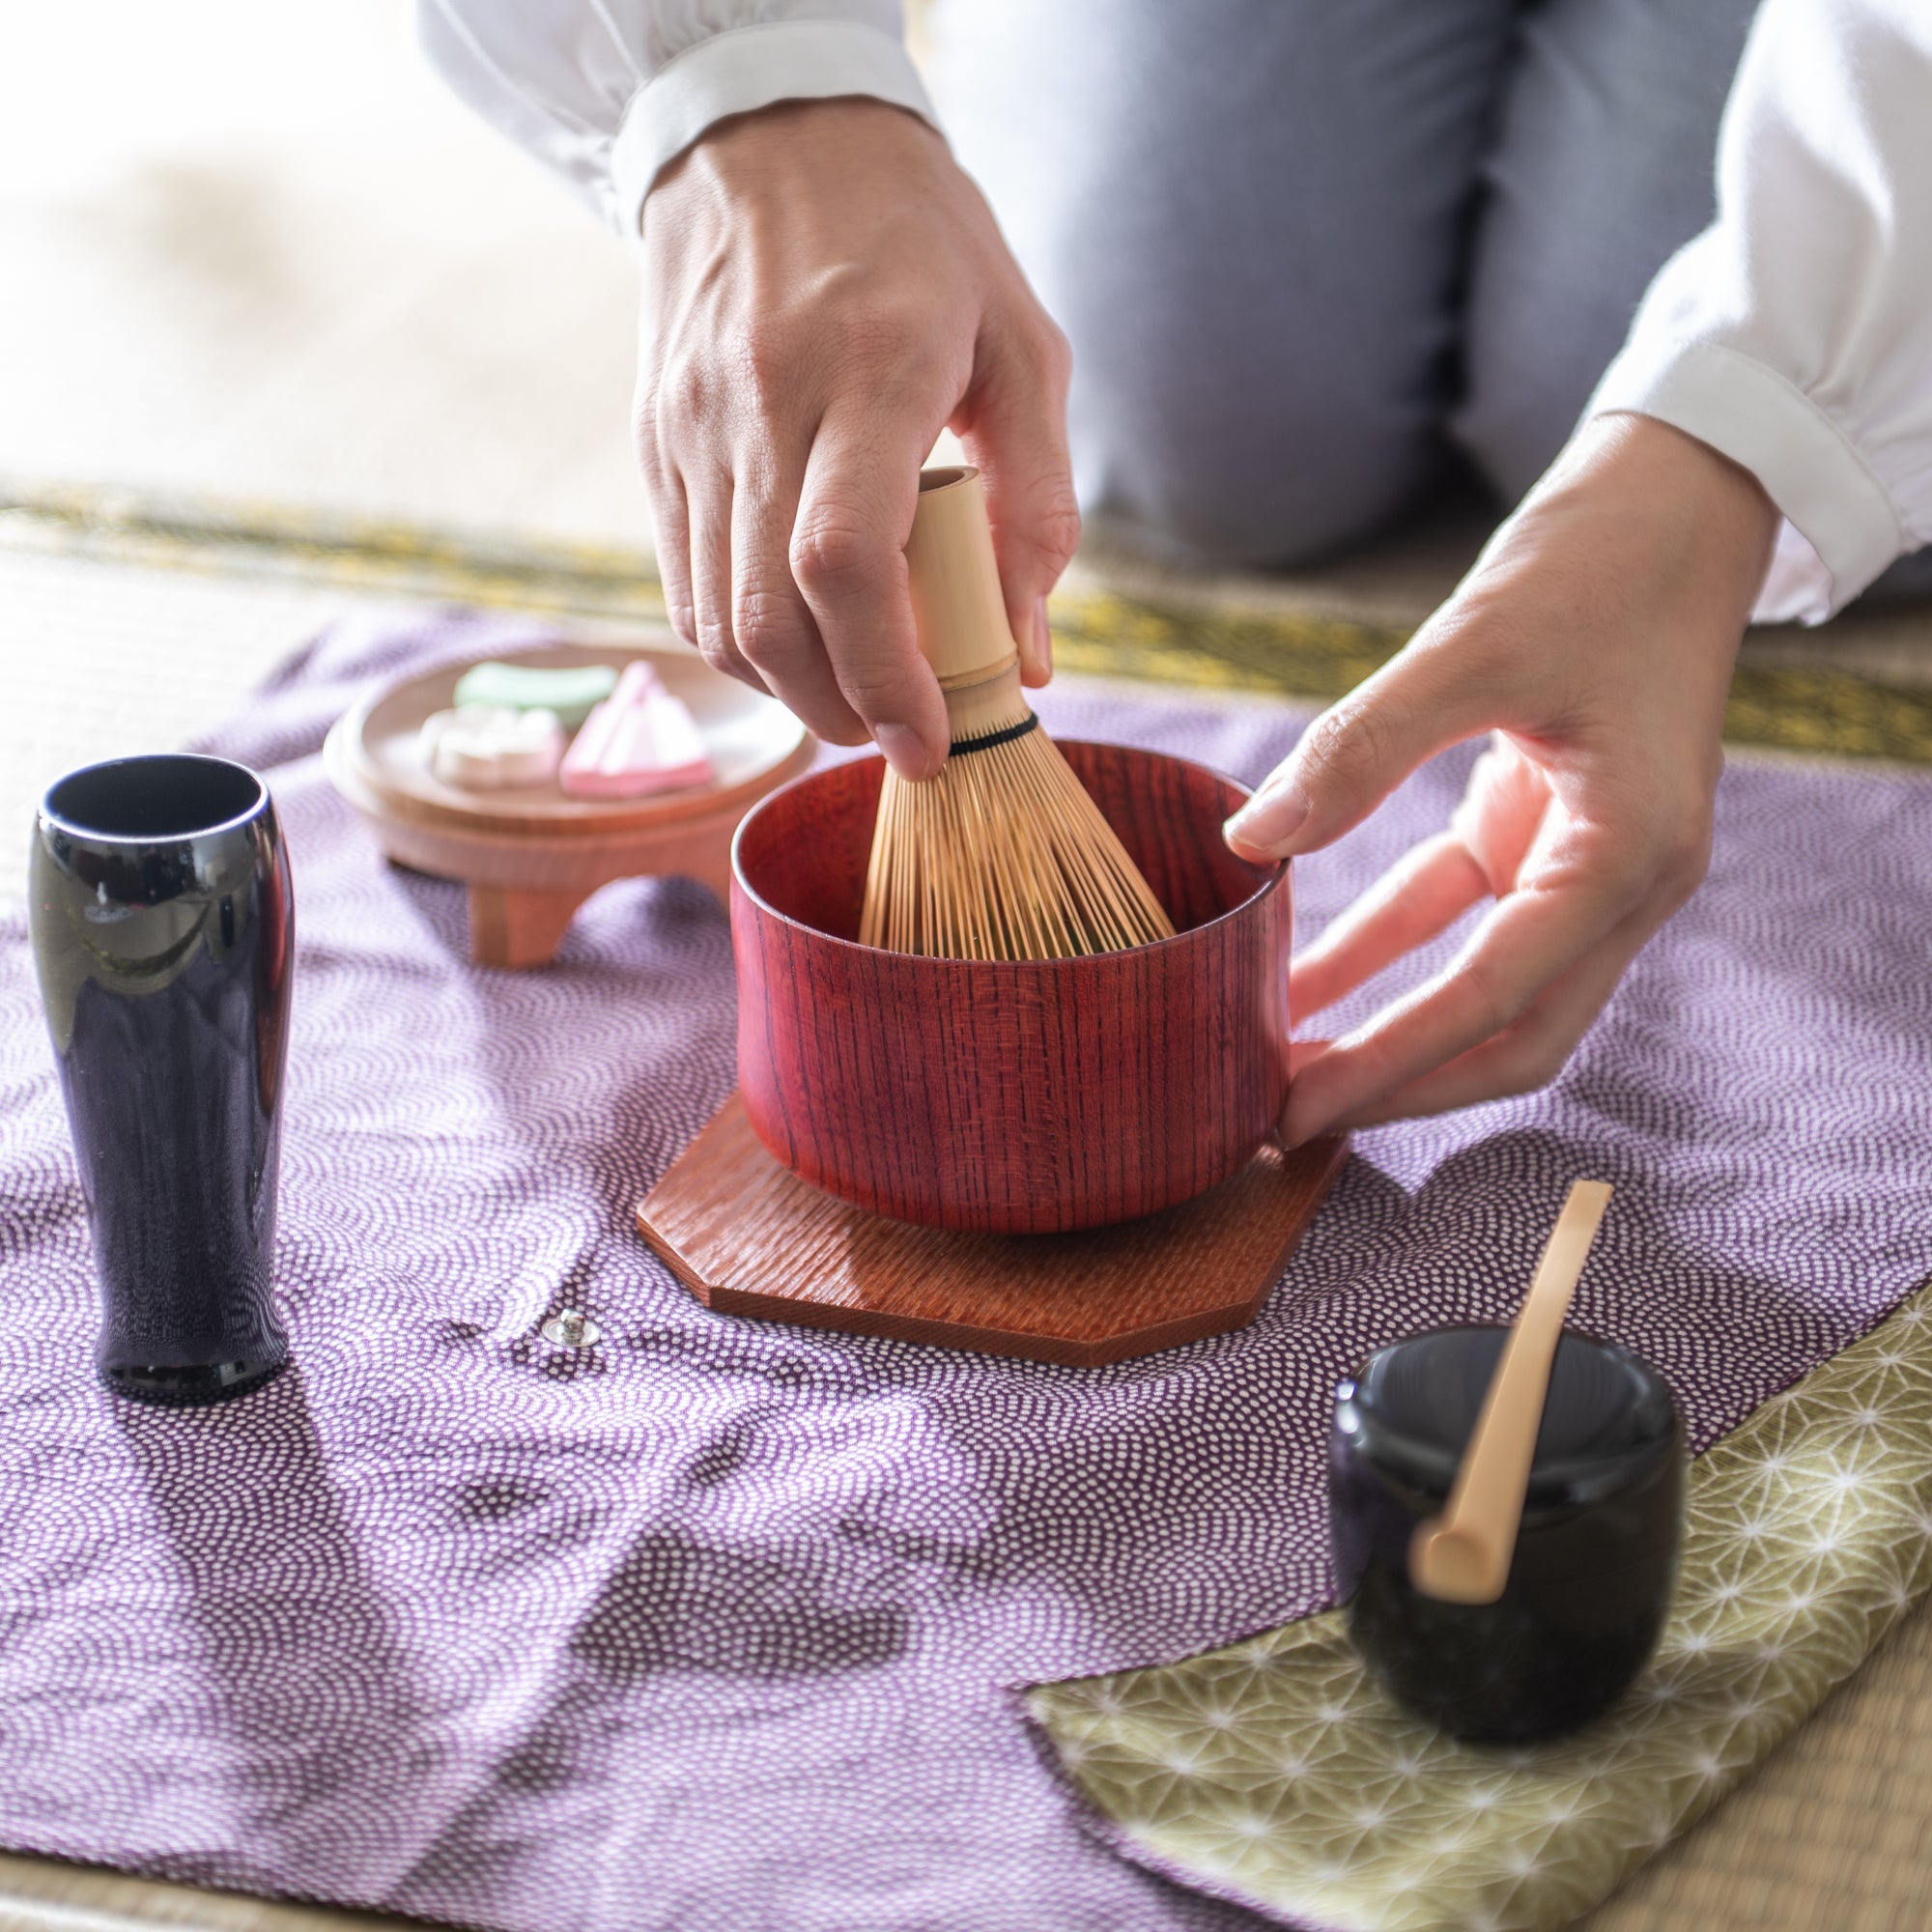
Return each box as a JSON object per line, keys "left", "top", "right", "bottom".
{"left": 1585, "top": 0, "right": 1932, "bottom": 623}
{"left": 416, "top": 1, "right": 937, "bottom": 242}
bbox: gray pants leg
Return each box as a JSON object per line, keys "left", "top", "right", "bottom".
{"left": 929, "top": 0, "right": 1761, "bottom": 565}
{"left": 927, "top": 0, "right": 1519, "bottom": 567}
{"left": 1454, "top": 0, "right": 1761, "bottom": 500}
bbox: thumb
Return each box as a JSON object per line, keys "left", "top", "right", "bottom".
{"left": 956, "top": 312, "right": 1080, "bottom": 686}
{"left": 1224, "top": 643, "right": 1490, "bottom": 862}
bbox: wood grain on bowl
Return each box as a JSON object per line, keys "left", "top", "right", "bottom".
{"left": 731, "top": 740, "right": 1293, "bottom": 1235}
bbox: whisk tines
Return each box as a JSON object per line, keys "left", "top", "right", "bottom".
{"left": 858, "top": 468, "right": 1174, "bottom": 963}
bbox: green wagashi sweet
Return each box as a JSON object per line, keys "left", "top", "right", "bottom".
{"left": 452, "top": 661, "right": 618, "bottom": 730}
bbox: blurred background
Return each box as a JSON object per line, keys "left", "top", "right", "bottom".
{"left": 0, "top": 0, "right": 654, "bottom": 894}
{"left": 0, "top": 0, "right": 643, "bottom": 536}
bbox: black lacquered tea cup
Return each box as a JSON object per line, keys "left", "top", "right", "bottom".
{"left": 30, "top": 753, "right": 294, "bottom": 1404}
{"left": 1330, "top": 1325, "right": 1685, "bottom": 1743}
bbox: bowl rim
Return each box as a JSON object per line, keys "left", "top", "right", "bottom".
{"left": 728, "top": 738, "right": 1288, "bottom": 965}
{"left": 40, "top": 753, "right": 269, "bottom": 847}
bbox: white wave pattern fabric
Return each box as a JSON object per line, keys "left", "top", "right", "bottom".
{"left": 0, "top": 610, "right": 1930, "bottom": 1930}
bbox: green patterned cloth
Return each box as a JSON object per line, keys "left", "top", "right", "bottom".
{"left": 1027, "top": 1287, "right": 1932, "bottom": 1932}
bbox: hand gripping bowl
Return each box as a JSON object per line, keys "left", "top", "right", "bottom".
{"left": 729, "top": 741, "right": 1292, "bottom": 1235}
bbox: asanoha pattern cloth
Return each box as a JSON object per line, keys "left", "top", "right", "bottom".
{"left": 1028, "top": 1284, "right": 1932, "bottom": 1932}
{"left": 2, "top": 609, "right": 1930, "bottom": 1932}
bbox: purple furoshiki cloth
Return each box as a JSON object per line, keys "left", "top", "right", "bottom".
{"left": 3, "top": 608, "right": 1931, "bottom": 1932}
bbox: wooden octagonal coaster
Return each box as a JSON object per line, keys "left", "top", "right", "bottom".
{"left": 635, "top": 1094, "right": 1350, "bottom": 1367}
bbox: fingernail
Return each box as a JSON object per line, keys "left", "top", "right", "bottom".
{"left": 1224, "top": 778, "right": 1311, "bottom": 854}
{"left": 875, "top": 723, "right": 941, "bottom": 781}
{"left": 1030, "top": 598, "right": 1054, "bottom": 679}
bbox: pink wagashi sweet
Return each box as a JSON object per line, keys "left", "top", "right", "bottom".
{"left": 558, "top": 661, "right": 714, "bottom": 800}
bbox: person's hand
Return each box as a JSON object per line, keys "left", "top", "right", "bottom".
{"left": 1225, "top": 413, "right": 1779, "bottom": 1144}
{"left": 637, "top": 97, "right": 1077, "bottom": 778}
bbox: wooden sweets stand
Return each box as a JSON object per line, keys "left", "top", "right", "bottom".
{"left": 638, "top": 1095, "right": 1350, "bottom": 1365}
{"left": 323, "top": 638, "right": 814, "bottom": 967}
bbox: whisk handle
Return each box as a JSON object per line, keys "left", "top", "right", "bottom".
{"left": 908, "top": 468, "right": 1021, "bottom": 684}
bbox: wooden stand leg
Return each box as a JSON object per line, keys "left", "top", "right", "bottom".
{"left": 467, "top": 883, "right": 592, "bottom": 969}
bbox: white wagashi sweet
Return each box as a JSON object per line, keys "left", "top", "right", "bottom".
{"left": 558, "top": 662, "right": 713, "bottom": 799}
{"left": 419, "top": 704, "right": 565, "bottom": 791}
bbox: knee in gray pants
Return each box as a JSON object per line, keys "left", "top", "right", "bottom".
{"left": 934, "top": 0, "right": 1764, "bottom": 560}
{"left": 930, "top": 0, "right": 1518, "bottom": 567}
{"left": 1065, "top": 299, "right": 1446, "bottom": 572}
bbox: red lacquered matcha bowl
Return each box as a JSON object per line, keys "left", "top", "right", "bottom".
{"left": 729, "top": 740, "right": 1292, "bottom": 1235}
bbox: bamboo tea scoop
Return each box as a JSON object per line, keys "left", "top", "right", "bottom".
{"left": 1408, "top": 1179, "right": 1615, "bottom": 1605}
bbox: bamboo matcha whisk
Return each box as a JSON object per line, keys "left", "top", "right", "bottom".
{"left": 858, "top": 467, "right": 1175, "bottom": 960}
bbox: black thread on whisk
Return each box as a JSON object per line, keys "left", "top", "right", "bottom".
{"left": 948, "top": 713, "right": 1041, "bottom": 757}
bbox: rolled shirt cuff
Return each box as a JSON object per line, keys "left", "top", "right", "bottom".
{"left": 610, "top": 19, "right": 938, "bottom": 240}
{"left": 1587, "top": 338, "right": 1906, "bottom": 625}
